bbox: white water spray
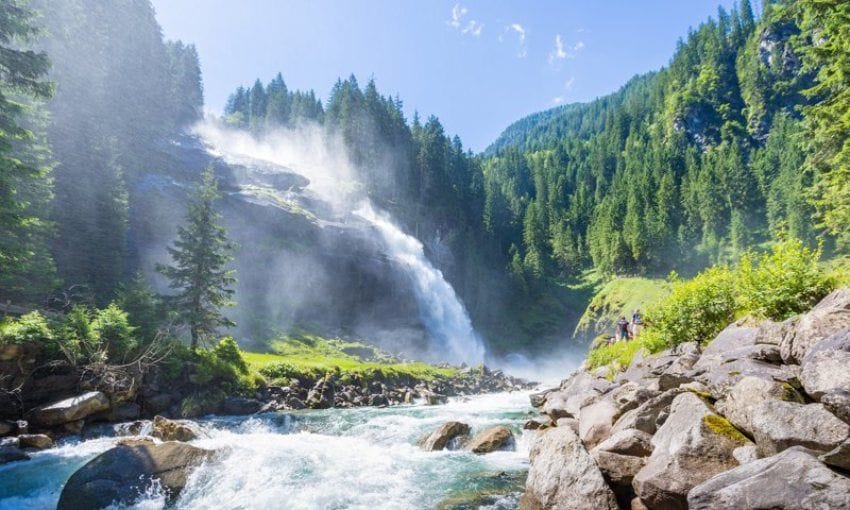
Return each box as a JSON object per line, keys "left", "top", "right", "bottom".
{"left": 355, "top": 203, "right": 485, "bottom": 365}
{"left": 193, "top": 119, "right": 487, "bottom": 365}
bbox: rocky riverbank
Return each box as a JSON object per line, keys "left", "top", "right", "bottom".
{"left": 521, "top": 288, "right": 850, "bottom": 509}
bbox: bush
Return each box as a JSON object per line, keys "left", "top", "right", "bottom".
{"left": 0, "top": 312, "right": 53, "bottom": 345}
{"left": 213, "top": 337, "right": 248, "bottom": 374}
{"left": 648, "top": 266, "right": 737, "bottom": 347}
{"left": 738, "top": 238, "right": 834, "bottom": 320}
{"left": 91, "top": 303, "right": 137, "bottom": 360}
{"left": 258, "top": 361, "right": 300, "bottom": 380}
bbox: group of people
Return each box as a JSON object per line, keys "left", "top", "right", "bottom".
{"left": 609, "top": 309, "right": 642, "bottom": 344}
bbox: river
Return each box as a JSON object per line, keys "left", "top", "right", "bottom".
{"left": 0, "top": 391, "right": 535, "bottom": 509}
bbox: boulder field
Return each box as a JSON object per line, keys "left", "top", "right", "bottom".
{"left": 522, "top": 288, "right": 850, "bottom": 510}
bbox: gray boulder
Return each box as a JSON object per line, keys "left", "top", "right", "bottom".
{"left": 221, "top": 396, "right": 263, "bottom": 415}
{"left": 633, "top": 393, "right": 750, "bottom": 510}
{"left": 578, "top": 398, "right": 619, "bottom": 448}
{"left": 654, "top": 342, "right": 701, "bottom": 390}
{"left": 57, "top": 442, "right": 213, "bottom": 510}
{"left": 612, "top": 388, "right": 683, "bottom": 435}
{"left": 29, "top": 391, "right": 110, "bottom": 427}
{"left": 820, "top": 439, "right": 850, "bottom": 470}
{"left": 822, "top": 389, "right": 850, "bottom": 423}
{"left": 18, "top": 433, "right": 53, "bottom": 449}
{"left": 800, "top": 328, "right": 850, "bottom": 401}
{"left": 466, "top": 426, "right": 514, "bottom": 454}
{"left": 542, "top": 371, "right": 609, "bottom": 421}
{"left": 420, "top": 421, "right": 470, "bottom": 451}
{"left": 692, "top": 325, "right": 760, "bottom": 372}
{"left": 746, "top": 399, "right": 849, "bottom": 456}
{"left": 520, "top": 426, "right": 618, "bottom": 510}
{"left": 593, "top": 428, "right": 653, "bottom": 457}
{"left": 150, "top": 415, "right": 205, "bottom": 442}
{"left": 716, "top": 376, "right": 802, "bottom": 434}
{"left": 687, "top": 447, "right": 850, "bottom": 510}
{"left": 780, "top": 288, "right": 850, "bottom": 363}
{"left": 696, "top": 357, "right": 791, "bottom": 399}
{"left": 609, "top": 382, "right": 659, "bottom": 415}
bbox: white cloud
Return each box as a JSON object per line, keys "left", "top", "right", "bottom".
{"left": 549, "top": 36, "right": 585, "bottom": 67}
{"left": 504, "top": 23, "right": 527, "bottom": 58}
{"left": 448, "top": 4, "right": 483, "bottom": 36}
{"left": 552, "top": 96, "right": 565, "bottom": 105}
{"left": 552, "top": 77, "right": 576, "bottom": 105}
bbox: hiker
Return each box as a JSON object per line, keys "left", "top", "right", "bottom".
{"left": 631, "top": 308, "right": 643, "bottom": 338}
{"left": 616, "top": 316, "right": 630, "bottom": 341}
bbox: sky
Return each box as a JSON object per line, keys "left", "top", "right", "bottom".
{"left": 151, "top": 0, "right": 741, "bottom": 152}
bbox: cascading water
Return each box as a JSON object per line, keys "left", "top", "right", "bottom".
{"left": 355, "top": 203, "right": 485, "bottom": 366}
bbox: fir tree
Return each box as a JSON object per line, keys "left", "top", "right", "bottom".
{"left": 158, "top": 166, "right": 236, "bottom": 349}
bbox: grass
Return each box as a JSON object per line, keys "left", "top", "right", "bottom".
{"left": 574, "top": 275, "right": 671, "bottom": 341}
{"left": 242, "top": 333, "right": 457, "bottom": 382}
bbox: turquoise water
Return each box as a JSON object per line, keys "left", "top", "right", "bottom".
{"left": 0, "top": 391, "right": 534, "bottom": 509}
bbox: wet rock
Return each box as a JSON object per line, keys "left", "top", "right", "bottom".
{"left": 780, "top": 288, "right": 850, "bottom": 363}
{"left": 369, "top": 394, "right": 389, "bottom": 407}
{"left": 800, "top": 328, "right": 850, "bottom": 401}
{"left": 29, "top": 391, "right": 110, "bottom": 427}
{"left": 520, "top": 426, "right": 618, "bottom": 510}
{"left": 0, "top": 445, "right": 29, "bottom": 464}
{"left": 18, "top": 433, "right": 53, "bottom": 449}
{"left": 523, "top": 419, "right": 547, "bottom": 431}
{"left": 103, "top": 402, "right": 141, "bottom": 422}
{"left": 150, "top": 415, "right": 204, "bottom": 442}
{"left": 306, "top": 377, "right": 335, "bottom": 409}
{"left": 287, "top": 397, "right": 306, "bottom": 410}
{"left": 633, "top": 393, "right": 750, "bottom": 510}
{"left": 0, "top": 420, "right": 14, "bottom": 436}
{"left": 57, "top": 441, "right": 213, "bottom": 510}
{"left": 687, "top": 446, "right": 850, "bottom": 510}
{"left": 529, "top": 388, "right": 555, "bottom": 408}
{"left": 221, "top": 396, "right": 263, "bottom": 415}
{"left": 466, "top": 426, "right": 515, "bottom": 454}
{"left": 421, "top": 421, "right": 470, "bottom": 451}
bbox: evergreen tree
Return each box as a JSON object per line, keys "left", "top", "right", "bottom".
{"left": 158, "top": 166, "right": 236, "bottom": 348}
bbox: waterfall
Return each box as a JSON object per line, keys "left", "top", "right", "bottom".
{"left": 355, "top": 203, "right": 486, "bottom": 366}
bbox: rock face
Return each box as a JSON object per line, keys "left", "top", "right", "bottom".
{"left": 780, "top": 288, "right": 850, "bottom": 363}
{"left": 633, "top": 393, "right": 750, "bottom": 510}
{"left": 57, "top": 442, "right": 213, "bottom": 510}
{"left": 466, "top": 426, "right": 515, "bottom": 454}
{"left": 688, "top": 447, "right": 850, "bottom": 510}
{"left": 28, "top": 391, "right": 110, "bottom": 427}
{"left": 150, "top": 415, "right": 204, "bottom": 442}
{"left": 520, "top": 426, "right": 618, "bottom": 510}
{"left": 800, "top": 329, "right": 850, "bottom": 401}
{"left": 420, "top": 421, "right": 470, "bottom": 451}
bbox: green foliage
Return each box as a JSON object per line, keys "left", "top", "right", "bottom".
{"left": 115, "top": 275, "right": 166, "bottom": 346}
{"left": 586, "top": 330, "right": 668, "bottom": 371}
{"left": 703, "top": 414, "right": 749, "bottom": 442}
{"left": 180, "top": 389, "right": 226, "bottom": 418}
{"left": 158, "top": 165, "right": 236, "bottom": 349}
{"left": 213, "top": 336, "right": 248, "bottom": 374}
{"left": 738, "top": 238, "right": 834, "bottom": 319}
{"left": 91, "top": 303, "right": 137, "bottom": 360}
{"left": 0, "top": 312, "right": 53, "bottom": 345}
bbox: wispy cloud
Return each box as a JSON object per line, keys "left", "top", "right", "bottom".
{"left": 552, "top": 77, "right": 576, "bottom": 105}
{"left": 502, "top": 23, "right": 527, "bottom": 58}
{"left": 448, "top": 4, "right": 483, "bottom": 36}
{"left": 549, "top": 35, "right": 584, "bottom": 66}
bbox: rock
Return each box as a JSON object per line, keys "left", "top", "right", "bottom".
{"left": 104, "top": 402, "right": 141, "bottom": 422}
{"left": 746, "top": 399, "right": 849, "bottom": 456}
{"left": 143, "top": 393, "right": 174, "bottom": 414}
{"left": 306, "top": 378, "right": 335, "bottom": 409}
{"left": 780, "top": 288, "right": 850, "bottom": 364}
{"left": 716, "top": 376, "right": 802, "bottom": 434}
{"left": 654, "top": 342, "right": 701, "bottom": 390}
{"left": 800, "top": 328, "right": 850, "bottom": 401}
{"left": 369, "top": 394, "right": 389, "bottom": 406}
{"left": 822, "top": 389, "right": 850, "bottom": 423}
{"left": 732, "top": 444, "right": 759, "bottom": 464}
{"left": 523, "top": 419, "right": 547, "bottom": 430}
{"left": 609, "top": 382, "right": 659, "bottom": 414}
{"left": 0, "top": 420, "right": 14, "bottom": 436}
{"left": 421, "top": 421, "right": 470, "bottom": 451}
{"left": 755, "top": 317, "right": 796, "bottom": 345}
{"left": 0, "top": 445, "right": 29, "bottom": 464}
{"left": 591, "top": 450, "right": 645, "bottom": 503}
{"left": 819, "top": 439, "right": 850, "bottom": 470}
{"left": 578, "top": 399, "right": 619, "bottom": 448}
{"left": 632, "top": 393, "right": 750, "bottom": 510}
{"left": 616, "top": 348, "right": 651, "bottom": 385}
{"left": 520, "top": 426, "right": 618, "bottom": 510}
{"left": 287, "top": 397, "right": 306, "bottom": 410}
{"left": 687, "top": 446, "right": 850, "bottom": 510}
{"left": 593, "top": 429, "right": 653, "bottom": 457}
{"left": 466, "top": 426, "right": 515, "bottom": 454}
{"left": 18, "top": 433, "right": 53, "bottom": 449}
{"left": 612, "top": 388, "right": 682, "bottom": 435}
{"left": 150, "top": 415, "right": 204, "bottom": 442}
{"left": 696, "top": 357, "right": 791, "bottom": 399}
{"left": 555, "top": 417, "right": 579, "bottom": 434}
{"left": 57, "top": 442, "right": 213, "bottom": 510}
{"left": 542, "top": 371, "right": 609, "bottom": 421}
{"left": 29, "top": 391, "right": 110, "bottom": 427}
{"left": 529, "top": 388, "right": 555, "bottom": 408}
{"left": 692, "top": 325, "right": 760, "bottom": 372}
{"left": 221, "top": 396, "right": 263, "bottom": 415}
{"left": 115, "top": 437, "right": 156, "bottom": 447}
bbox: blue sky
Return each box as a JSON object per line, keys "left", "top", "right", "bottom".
{"left": 151, "top": 0, "right": 740, "bottom": 151}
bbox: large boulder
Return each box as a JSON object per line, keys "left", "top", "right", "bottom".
{"left": 780, "top": 288, "right": 850, "bottom": 364}
{"left": 28, "top": 391, "right": 110, "bottom": 427}
{"left": 150, "top": 415, "right": 205, "bottom": 442}
{"left": 820, "top": 439, "right": 850, "bottom": 470}
{"left": 632, "top": 393, "right": 751, "bottom": 510}
{"left": 57, "top": 442, "right": 213, "bottom": 510}
{"left": 692, "top": 325, "right": 760, "bottom": 372}
{"left": 466, "top": 426, "right": 514, "bottom": 454}
{"left": 746, "top": 399, "right": 849, "bottom": 456}
{"left": 221, "top": 396, "right": 263, "bottom": 415}
{"left": 800, "top": 328, "right": 850, "bottom": 401}
{"left": 593, "top": 428, "right": 653, "bottom": 457}
{"left": 608, "top": 382, "right": 659, "bottom": 415}
{"left": 420, "top": 421, "right": 470, "bottom": 451}
{"left": 695, "top": 357, "right": 791, "bottom": 399}
{"left": 578, "top": 398, "right": 620, "bottom": 448}
{"left": 591, "top": 429, "right": 653, "bottom": 507}
{"left": 18, "top": 433, "right": 53, "bottom": 449}
{"left": 716, "top": 376, "right": 803, "bottom": 434}
{"left": 687, "top": 447, "right": 850, "bottom": 510}
{"left": 305, "top": 377, "right": 335, "bottom": 409}
{"left": 520, "top": 426, "right": 618, "bottom": 510}
{"left": 542, "top": 371, "right": 609, "bottom": 420}
{"left": 612, "top": 388, "right": 683, "bottom": 435}
{"left": 652, "top": 342, "right": 701, "bottom": 390}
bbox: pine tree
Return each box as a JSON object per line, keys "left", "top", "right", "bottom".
{"left": 158, "top": 166, "right": 236, "bottom": 349}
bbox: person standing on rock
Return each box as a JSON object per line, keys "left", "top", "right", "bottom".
{"left": 616, "top": 316, "right": 630, "bottom": 341}
{"left": 631, "top": 308, "right": 643, "bottom": 338}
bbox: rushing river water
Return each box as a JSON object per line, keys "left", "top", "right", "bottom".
{"left": 0, "top": 391, "right": 534, "bottom": 509}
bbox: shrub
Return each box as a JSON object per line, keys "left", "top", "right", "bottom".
{"left": 91, "top": 303, "right": 138, "bottom": 360}
{"left": 647, "top": 266, "right": 737, "bottom": 347}
{"left": 213, "top": 336, "right": 248, "bottom": 374}
{"left": 0, "top": 312, "right": 53, "bottom": 345}
{"left": 180, "top": 389, "right": 226, "bottom": 418}
{"left": 258, "top": 361, "right": 300, "bottom": 380}
{"left": 738, "top": 238, "right": 834, "bottom": 320}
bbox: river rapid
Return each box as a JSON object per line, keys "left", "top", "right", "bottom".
{"left": 0, "top": 391, "right": 535, "bottom": 510}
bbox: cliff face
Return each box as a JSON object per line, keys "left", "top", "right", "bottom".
{"left": 523, "top": 289, "right": 850, "bottom": 509}
{"left": 129, "top": 135, "right": 426, "bottom": 353}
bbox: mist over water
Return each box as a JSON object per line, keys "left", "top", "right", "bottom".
{"left": 192, "top": 119, "right": 487, "bottom": 365}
